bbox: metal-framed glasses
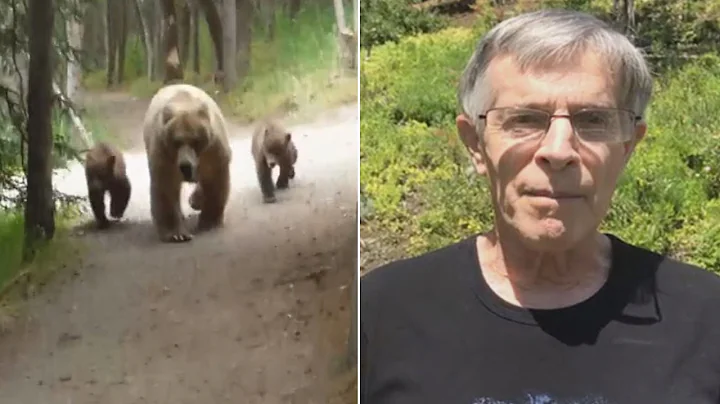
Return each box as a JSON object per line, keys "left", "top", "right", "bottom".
{"left": 478, "top": 107, "right": 642, "bottom": 143}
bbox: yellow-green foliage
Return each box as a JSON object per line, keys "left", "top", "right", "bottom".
{"left": 360, "top": 23, "right": 720, "bottom": 273}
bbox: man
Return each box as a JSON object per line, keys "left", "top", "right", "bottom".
{"left": 360, "top": 9, "right": 720, "bottom": 404}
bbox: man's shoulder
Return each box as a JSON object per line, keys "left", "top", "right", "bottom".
{"left": 610, "top": 233, "right": 720, "bottom": 300}
{"left": 361, "top": 236, "right": 475, "bottom": 302}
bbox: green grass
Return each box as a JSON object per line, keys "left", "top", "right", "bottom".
{"left": 0, "top": 212, "right": 24, "bottom": 287}
{"left": 0, "top": 208, "right": 83, "bottom": 307}
{"left": 360, "top": 22, "right": 720, "bottom": 274}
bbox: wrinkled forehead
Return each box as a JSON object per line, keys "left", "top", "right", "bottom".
{"left": 487, "top": 51, "right": 619, "bottom": 110}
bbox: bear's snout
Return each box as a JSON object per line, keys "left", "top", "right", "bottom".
{"left": 179, "top": 162, "right": 195, "bottom": 182}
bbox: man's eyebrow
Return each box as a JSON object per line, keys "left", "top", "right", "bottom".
{"left": 504, "top": 101, "right": 618, "bottom": 111}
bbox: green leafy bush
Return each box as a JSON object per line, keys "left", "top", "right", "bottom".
{"left": 360, "top": 0, "right": 448, "bottom": 50}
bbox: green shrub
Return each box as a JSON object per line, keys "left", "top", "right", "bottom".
{"left": 671, "top": 198, "right": 720, "bottom": 272}
{"left": 362, "top": 26, "right": 490, "bottom": 127}
{"left": 360, "top": 0, "right": 448, "bottom": 50}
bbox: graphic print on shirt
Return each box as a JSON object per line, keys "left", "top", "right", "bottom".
{"left": 471, "top": 393, "right": 612, "bottom": 404}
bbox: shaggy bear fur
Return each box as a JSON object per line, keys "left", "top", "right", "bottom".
{"left": 83, "top": 142, "right": 131, "bottom": 229}
{"left": 250, "top": 120, "right": 298, "bottom": 203}
{"left": 142, "top": 83, "right": 232, "bottom": 243}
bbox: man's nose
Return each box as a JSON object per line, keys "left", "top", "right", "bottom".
{"left": 534, "top": 116, "right": 580, "bottom": 171}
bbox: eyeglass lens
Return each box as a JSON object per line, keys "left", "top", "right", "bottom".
{"left": 490, "top": 108, "right": 634, "bottom": 142}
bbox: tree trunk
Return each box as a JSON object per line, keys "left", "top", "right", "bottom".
{"left": 66, "top": 6, "right": 84, "bottom": 103}
{"left": 132, "top": 0, "right": 153, "bottom": 80}
{"left": 613, "top": 0, "right": 620, "bottom": 20}
{"left": 289, "top": 0, "right": 301, "bottom": 20}
{"left": 259, "top": 0, "right": 276, "bottom": 40}
{"left": 98, "top": 2, "right": 110, "bottom": 69}
{"left": 222, "top": 0, "right": 237, "bottom": 92}
{"left": 160, "top": 0, "right": 184, "bottom": 83}
{"left": 333, "top": 0, "right": 346, "bottom": 32}
{"left": 117, "top": 1, "right": 128, "bottom": 83}
{"left": 353, "top": 0, "right": 358, "bottom": 39}
{"left": 197, "top": 0, "right": 224, "bottom": 74}
{"left": 152, "top": 0, "right": 165, "bottom": 80}
{"left": 236, "top": 0, "right": 252, "bottom": 84}
{"left": 333, "top": 0, "right": 355, "bottom": 71}
{"left": 192, "top": 5, "right": 200, "bottom": 74}
{"left": 179, "top": 0, "right": 192, "bottom": 67}
{"left": 81, "top": 1, "right": 104, "bottom": 70}
{"left": 24, "top": 0, "right": 56, "bottom": 262}
{"left": 105, "top": 0, "right": 118, "bottom": 87}
{"left": 625, "top": 0, "right": 635, "bottom": 43}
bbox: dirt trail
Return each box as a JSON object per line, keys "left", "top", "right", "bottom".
{"left": 0, "top": 91, "right": 358, "bottom": 404}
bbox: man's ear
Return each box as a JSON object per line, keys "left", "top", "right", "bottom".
{"left": 623, "top": 120, "right": 647, "bottom": 164}
{"left": 456, "top": 114, "right": 487, "bottom": 176}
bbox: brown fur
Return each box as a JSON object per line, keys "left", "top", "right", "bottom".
{"left": 83, "top": 142, "right": 131, "bottom": 229}
{"left": 250, "top": 120, "right": 298, "bottom": 203}
{"left": 143, "top": 84, "right": 232, "bottom": 243}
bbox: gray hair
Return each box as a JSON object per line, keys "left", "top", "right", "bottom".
{"left": 458, "top": 9, "right": 654, "bottom": 127}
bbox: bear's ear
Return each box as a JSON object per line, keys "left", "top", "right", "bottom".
{"left": 161, "top": 105, "right": 175, "bottom": 126}
{"left": 285, "top": 133, "right": 292, "bottom": 144}
{"left": 196, "top": 103, "right": 209, "bottom": 120}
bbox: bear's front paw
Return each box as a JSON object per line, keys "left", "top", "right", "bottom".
{"left": 263, "top": 194, "right": 277, "bottom": 203}
{"left": 161, "top": 231, "right": 193, "bottom": 243}
{"left": 96, "top": 219, "right": 111, "bottom": 230}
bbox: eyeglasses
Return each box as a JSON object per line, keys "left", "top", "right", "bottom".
{"left": 478, "top": 107, "right": 642, "bottom": 143}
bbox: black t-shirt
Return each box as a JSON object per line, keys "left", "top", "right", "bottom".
{"left": 360, "top": 233, "right": 720, "bottom": 404}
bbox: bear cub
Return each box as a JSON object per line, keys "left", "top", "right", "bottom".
{"left": 251, "top": 120, "right": 298, "bottom": 203}
{"left": 83, "top": 142, "right": 132, "bottom": 228}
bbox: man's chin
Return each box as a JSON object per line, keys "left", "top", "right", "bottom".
{"left": 513, "top": 218, "right": 589, "bottom": 252}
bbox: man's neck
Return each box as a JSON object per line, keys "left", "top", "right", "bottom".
{"left": 476, "top": 228, "right": 612, "bottom": 309}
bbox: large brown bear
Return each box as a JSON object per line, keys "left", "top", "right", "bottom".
{"left": 142, "top": 84, "right": 232, "bottom": 243}
{"left": 83, "top": 142, "right": 132, "bottom": 229}
{"left": 251, "top": 120, "right": 298, "bottom": 203}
